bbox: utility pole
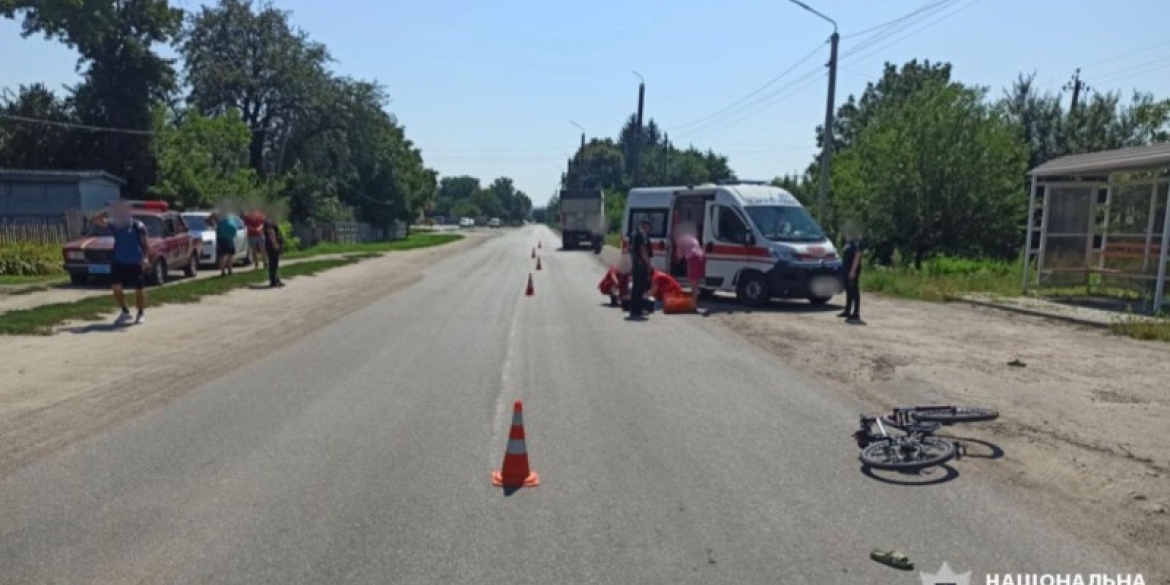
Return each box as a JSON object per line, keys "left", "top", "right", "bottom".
{"left": 788, "top": 1, "right": 838, "bottom": 224}
{"left": 570, "top": 120, "right": 586, "bottom": 150}
{"left": 818, "top": 31, "right": 839, "bottom": 224}
{"left": 633, "top": 71, "right": 645, "bottom": 188}
{"left": 661, "top": 132, "right": 670, "bottom": 183}
{"left": 1064, "top": 69, "right": 1091, "bottom": 113}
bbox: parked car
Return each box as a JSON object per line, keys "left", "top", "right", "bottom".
{"left": 182, "top": 211, "right": 251, "bottom": 268}
{"left": 62, "top": 200, "right": 199, "bottom": 286}
{"left": 459, "top": 217, "right": 475, "bottom": 228}
{"left": 488, "top": 217, "right": 502, "bottom": 228}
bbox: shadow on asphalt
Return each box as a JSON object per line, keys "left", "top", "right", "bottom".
{"left": 860, "top": 464, "right": 960, "bottom": 486}
{"left": 943, "top": 436, "right": 1006, "bottom": 461}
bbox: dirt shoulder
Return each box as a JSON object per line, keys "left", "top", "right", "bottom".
{"left": 593, "top": 245, "right": 1167, "bottom": 579}
{"left": 0, "top": 233, "right": 489, "bottom": 480}
{"left": 714, "top": 298, "right": 1169, "bottom": 580}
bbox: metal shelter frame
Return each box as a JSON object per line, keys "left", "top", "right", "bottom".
{"left": 1022, "top": 143, "right": 1170, "bottom": 314}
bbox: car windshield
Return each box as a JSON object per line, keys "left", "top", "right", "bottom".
{"left": 744, "top": 205, "right": 825, "bottom": 242}
{"left": 85, "top": 215, "right": 163, "bottom": 238}
{"left": 183, "top": 215, "right": 208, "bottom": 231}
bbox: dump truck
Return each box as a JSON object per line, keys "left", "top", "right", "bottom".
{"left": 559, "top": 188, "right": 605, "bottom": 253}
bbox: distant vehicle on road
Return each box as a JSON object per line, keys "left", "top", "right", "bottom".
{"left": 182, "top": 211, "right": 250, "bottom": 268}
{"left": 559, "top": 188, "right": 605, "bottom": 253}
{"left": 621, "top": 183, "right": 842, "bottom": 306}
{"left": 62, "top": 200, "right": 199, "bottom": 286}
{"left": 488, "top": 218, "right": 501, "bottom": 228}
{"left": 459, "top": 217, "right": 475, "bottom": 228}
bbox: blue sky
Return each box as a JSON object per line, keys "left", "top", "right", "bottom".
{"left": 3, "top": 0, "right": 1170, "bottom": 206}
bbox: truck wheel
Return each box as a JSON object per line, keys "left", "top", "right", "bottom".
{"left": 148, "top": 259, "right": 167, "bottom": 286}
{"left": 69, "top": 273, "right": 88, "bottom": 286}
{"left": 184, "top": 254, "right": 198, "bottom": 277}
{"left": 562, "top": 238, "right": 574, "bottom": 251}
{"left": 736, "top": 272, "right": 769, "bottom": 307}
{"left": 593, "top": 239, "right": 603, "bottom": 254}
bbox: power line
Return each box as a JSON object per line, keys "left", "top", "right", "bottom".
{"left": 667, "top": 40, "right": 827, "bottom": 133}
{"left": 839, "top": 0, "right": 961, "bottom": 60}
{"left": 1093, "top": 55, "right": 1170, "bottom": 84}
{"left": 0, "top": 113, "right": 156, "bottom": 135}
{"left": 840, "top": 0, "right": 982, "bottom": 68}
{"left": 842, "top": 0, "right": 959, "bottom": 39}
{"left": 677, "top": 69, "right": 827, "bottom": 142}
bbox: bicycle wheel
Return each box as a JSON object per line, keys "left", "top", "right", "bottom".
{"left": 859, "top": 437, "right": 956, "bottom": 472}
{"left": 910, "top": 406, "right": 999, "bottom": 424}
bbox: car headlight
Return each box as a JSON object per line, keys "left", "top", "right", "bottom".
{"left": 66, "top": 251, "right": 84, "bottom": 261}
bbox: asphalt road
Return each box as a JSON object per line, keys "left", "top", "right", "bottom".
{"left": 0, "top": 225, "right": 1122, "bottom": 584}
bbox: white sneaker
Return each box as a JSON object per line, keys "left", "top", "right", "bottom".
{"left": 135, "top": 312, "right": 145, "bottom": 324}
{"left": 115, "top": 311, "right": 132, "bottom": 325}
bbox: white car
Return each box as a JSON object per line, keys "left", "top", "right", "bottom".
{"left": 182, "top": 211, "right": 252, "bottom": 268}
{"left": 459, "top": 217, "right": 475, "bottom": 228}
{"left": 488, "top": 218, "right": 501, "bottom": 228}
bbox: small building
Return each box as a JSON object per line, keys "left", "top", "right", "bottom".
{"left": 1022, "top": 143, "right": 1170, "bottom": 314}
{"left": 0, "top": 169, "right": 125, "bottom": 225}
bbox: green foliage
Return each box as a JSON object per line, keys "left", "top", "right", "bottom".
{"left": 860, "top": 256, "right": 1020, "bottom": 302}
{"left": 152, "top": 108, "right": 260, "bottom": 209}
{"left": 430, "top": 175, "right": 531, "bottom": 223}
{"left": 0, "top": 241, "right": 62, "bottom": 276}
{"left": 2, "top": 0, "right": 184, "bottom": 196}
{"left": 278, "top": 221, "right": 300, "bottom": 251}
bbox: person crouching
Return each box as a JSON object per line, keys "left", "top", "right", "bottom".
{"left": 649, "top": 268, "right": 686, "bottom": 311}
{"left": 599, "top": 265, "right": 631, "bottom": 307}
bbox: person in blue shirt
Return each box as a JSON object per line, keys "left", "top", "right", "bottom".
{"left": 212, "top": 212, "right": 241, "bottom": 276}
{"left": 92, "top": 200, "right": 150, "bottom": 325}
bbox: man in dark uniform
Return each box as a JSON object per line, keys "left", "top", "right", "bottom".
{"left": 839, "top": 229, "right": 864, "bottom": 323}
{"left": 629, "top": 217, "right": 654, "bottom": 319}
{"left": 263, "top": 216, "right": 285, "bottom": 288}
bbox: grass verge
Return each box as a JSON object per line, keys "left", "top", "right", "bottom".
{"left": 0, "top": 256, "right": 360, "bottom": 336}
{"left": 284, "top": 233, "right": 462, "bottom": 259}
{"left": 0, "top": 274, "right": 66, "bottom": 288}
{"left": 1110, "top": 314, "right": 1170, "bottom": 342}
{"left": 861, "top": 257, "right": 1020, "bottom": 302}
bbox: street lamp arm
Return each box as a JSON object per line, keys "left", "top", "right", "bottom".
{"left": 788, "top": 0, "right": 837, "bottom": 32}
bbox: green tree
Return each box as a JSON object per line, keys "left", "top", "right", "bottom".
{"left": 179, "top": 0, "right": 331, "bottom": 177}
{"left": 832, "top": 80, "right": 1028, "bottom": 265}
{"left": 0, "top": 84, "right": 81, "bottom": 169}
{"left": 152, "top": 108, "right": 259, "bottom": 209}
{"left": 2, "top": 0, "right": 184, "bottom": 195}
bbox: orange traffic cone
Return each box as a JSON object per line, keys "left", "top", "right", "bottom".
{"left": 492, "top": 400, "right": 540, "bottom": 488}
{"left": 525, "top": 274, "right": 534, "bottom": 296}
{"left": 536, "top": 256, "right": 542, "bottom": 271}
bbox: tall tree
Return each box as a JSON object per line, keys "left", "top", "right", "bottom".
{"left": 151, "top": 108, "right": 259, "bottom": 209}
{"left": 179, "top": 0, "right": 331, "bottom": 177}
{"left": 1, "top": 0, "right": 184, "bottom": 195}
{"left": 832, "top": 80, "right": 1028, "bottom": 265}
{"left": 0, "top": 84, "right": 81, "bottom": 169}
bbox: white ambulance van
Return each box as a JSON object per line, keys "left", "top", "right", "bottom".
{"left": 620, "top": 183, "right": 843, "bottom": 306}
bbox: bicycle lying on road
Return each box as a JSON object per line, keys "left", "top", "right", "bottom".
{"left": 852, "top": 405, "right": 1000, "bottom": 472}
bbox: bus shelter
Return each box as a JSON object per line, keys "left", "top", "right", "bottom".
{"left": 1022, "top": 143, "right": 1170, "bottom": 314}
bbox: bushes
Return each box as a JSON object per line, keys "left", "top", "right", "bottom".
{"left": 278, "top": 221, "right": 301, "bottom": 251}
{"left": 0, "top": 241, "right": 63, "bottom": 276}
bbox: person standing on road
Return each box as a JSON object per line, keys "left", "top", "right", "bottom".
{"left": 263, "top": 216, "right": 285, "bottom": 288}
{"left": 92, "top": 201, "right": 150, "bottom": 325}
{"left": 628, "top": 218, "right": 654, "bottom": 319}
{"left": 839, "top": 225, "right": 864, "bottom": 323}
{"left": 244, "top": 208, "right": 267, "bottom": 271}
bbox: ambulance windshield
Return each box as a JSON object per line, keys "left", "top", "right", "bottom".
{"left": 745, "top": 205, "right": 825, "bottom": 243}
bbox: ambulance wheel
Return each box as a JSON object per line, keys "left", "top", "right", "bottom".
{"left": 698, "top": 288, "right": 715, "bottom": 300}
{"left": 808, "top": 295, "right": 831, "bottom": 306}
{"left": 736, "top": 272, "right": 769, "bottom": 307}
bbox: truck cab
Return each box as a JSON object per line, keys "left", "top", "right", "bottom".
{"left": 621, "top": 183, "right": 842, "bottom": 306}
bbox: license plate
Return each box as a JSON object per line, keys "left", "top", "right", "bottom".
{"left": 88, "top": 264, "right": 111, "bottom": 274}
{"left": 811, "top": 276, "right": 838, "bottom": 296}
